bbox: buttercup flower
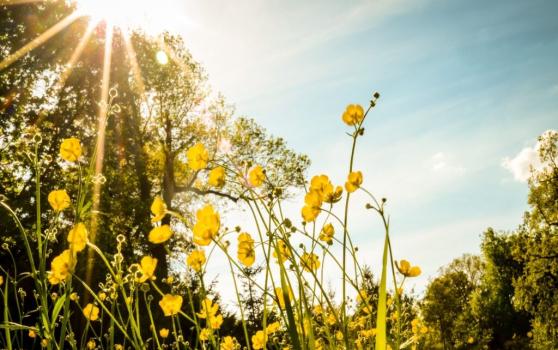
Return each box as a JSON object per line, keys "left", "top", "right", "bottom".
{"left": 148, "top": 225, "right": 173, "bottom": 244}
{"left": 150, "top": 196, "right": 167, "bottom": 223}
{"left": 83, "top": 303, "right": 100, "bottom": 321}
{"left": 252, "top": 330, "right": 267, "bottom": 350}
{"left": 0, "top": 275, "right": 3, "bottom": 286}
{"left": 342, "top": 104, "right": 365, "bottom": 126}
{"left": 273, "top": 240, "right": 291, "bottom": 264}
{"left": 274, "top": 287, "right": 294, "bottom": 309}
{"left": 345, "top": 171, "right": 363, "bottom": 193}
{"left": 59, "top": 137, "right": 82, "bottom": 162}
{"left": 197, "top": 298, "right": 219, "bottom": 319}
{"left": 68, "top": 223, "right": 88, "bottom": 252}
{"left": 137, "top": 256, "right": 157, "bottom": 282}
{"left": 159, "top": 328, "right": 169, "bottom": 338}
{"left": 48, "top": 189, "right": 70, "bottom": 212}
{"left": 220, "top": 336, "right": 236, "bottom": 350}
{"left": 396, "top": 259, "right": 421, "bottom": 277}
{"left": 193, "top": 204, "right": 220, "bottom": 246}
{"left": 319, "top": 223, "right": 335, "bottom": 245}
{"left": 187, "top": 142, "right": 209, "bottom": 170}
{"left": 48, "top": 249, "right": 73, "bottom": 285}
{"left": 301, "top": 205, "right": 320, "bottom": 222}
{"left": 159, "top": 294, "right": 183, "bottom": 316}
{"left": 86, "top": 339, "right": 95, "bottom": 349}
{"left": 199, "top": 328, "right": 212, "bottom": 341}
{"left": 309, "top": 175, "right": 342, "bottom": 203}
{"left": 237, "top": 233, "right": 255, "bottom": 267}
{"left": 208, "top": 313, "right": 223, "bottom": 329}
{"left": 248, "top": 165, "right": 265, "bottom": 187}
{"left": 301, "top": 252, "right": 320, "bottom": 272}
{"left": 208, "top": 166, "right": 226, "bottom": 188}
{"left": 266, "top": 322, "right": 281, "bottom": 334}
{"left": 28, "top": 329, "right": 36, "bottom": 338}
{"left": 186, "top": 249, "right": 206, "bottom": 272}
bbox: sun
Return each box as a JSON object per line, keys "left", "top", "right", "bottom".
{"left": 74, "top": 0, "right": 176, "bottom": 32}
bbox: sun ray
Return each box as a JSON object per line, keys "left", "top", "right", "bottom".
{"left": 85, "top": 23, "right": 113, "bottom": 290}
{"left": 0, "top": 11, "right": 81, "bottom": 71}
{"left": 51, "top": 21, "right": 97, "bottom": 95}
{"left": 122, "top": 30, "right": 146, "bottom": 101}
{"left": 0, "top": 0, "right": 46, "bottom": 5}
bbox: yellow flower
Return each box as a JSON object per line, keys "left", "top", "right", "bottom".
{"left": 342, "top": 104, "right": 365, "bottom": 126}
{"left": 238, "top": 233, "right": 256, "bottom": 267}
{"left": 274, "top": 287, "right": 294, "bottom": 309}
{"left": 150, "top": 196, "right": 167, "bottom": 223}
{"left": 98, "top": 292, "right": 106, "bottom": 301}
{"left": 41, "top": 339, "right": 49, "bottom": 348}
{"left": 467, "top": 336, "right": 474, "bottom": 344}
{"left": 266, "top": 322, "right": 281, "bottom": 334}
{"left": 360, "top": 328, "right": 377, "bottom": 338}
{"left": 197, "top": 298, "right": 219, "bottom": 319}
{"left": 48, "top": 189, "right": 70, "bottom": 212}
{"left": 396, "top": 259, "right": 421, "bottom": 277}
{"left": 199, "top": 328, "right": 212, "bottom": 341}
{"left": 319, "top": 223, "right": 335, "bottom": 244}
{"left": 159, "top": 294, "right": 183, "bottom": 316}
{"left": 192, "top": 204, "right": 220, "bottom": 246}
{"left": 28, "top": 329, "right": 36, "bottom": 338}
{"left": 273, "top": 240, "right": 291, "bottom": 264}
{"left": 48, "top": 249, "right": 73, "bottom": 285}
{"left": 59, "top": 137, "right": 82, "bottom": 162}
{"left": 252, "top": 330, "right": 267, "bottom": 350}
{"left": 301, "top": 252, "right": 320, "bottom": 272}
{"left": 309, "top": 175, "right": 342, "bottom": 203}
{"left": 220, "top": 336, "right": 236, "bottom": 350}
{"left": 148, "top": 225, "right": 173, "bottom": 244}
{"left": 87, "top": 339, "right": 95, "bottom": 349}
{"left": 345, "top": 171, "right": 363, "bottom": 193}
{"left": 68, "top": 223, "right": 88, "bottom": 252}
{"left": 137, "top": 256, "right": 157, "bottom": 283}
{"left": 301, "top": 205, "right": 320, "bottom": 222}
{"left": 326, "top": 313, "right": 337, "bottom": 326}
{"left": 69, "top": 292, "right": 78, "bottom": 301}
{"left": 335, "top": 331, "right": 344, "bottom": 341}
{"left": 159, "top": 328, "right": 169, "bottom": 338}
{"left": 83, "top": 303, "right": 100, "bottom": 321}
{"left": 0, "top": 275, "right": 3, "bottom": 286}
{"left": 313, "top": 305, "right": 323, "bottom": 315}
{"left": 115, "top": 344, "right": 124, "bottom": 350}
{"left": 248, "top": 165, "right": 265, "bottom": 187}
{"left": 186, "top": 249, "right": 206, "bottom": 272}
{"left": 208, "top": 166, "right": 226, "bottom": 188}
{"left": 187, "top": 142, "right": 209, "bottom": 170}
{"left": 208, "top": 314, "right": 223, "bottom": 329}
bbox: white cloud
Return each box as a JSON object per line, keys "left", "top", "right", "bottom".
{"left": 502, "top": 143, "right": 542, "bottom": 182}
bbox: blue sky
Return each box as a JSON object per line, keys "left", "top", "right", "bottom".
{"left": 157, "top": 0, "right": 558, "bottom": 296}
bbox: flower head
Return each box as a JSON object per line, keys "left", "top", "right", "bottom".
{"left": 186, "top": 249, "right": 206, "bottom": 272}
{"left": 301, "top": 252, "right": 320, "bottom": 272}
{"left": 150, "top": 196, "right": 167, "bottom": 223}
{"left": 220, "top": 336, "right": 236, "bottom": 350}
{"left": 208, "top": 166, "right": 226, "bottom": 188}
{"left": 273, "top": 240, "right": 291, "bottom": 264}
{"left": 159, "top": 328, "right": 169, "bottom": 338}
{"left": 60, "top": 137, "right": 82, "bottom": 162}
{"left": 396, "top": 259, "right": 421, "bottom": 277}
{"left": 48, "top": 190, "right": 71, "bottom": 212}
{"left": 187, "top": 142, "right": 209, "bottom": 170}
{"left": 345, "top": 171, "right": 363, "bottom": 193}
{"left": 137, "top": 256, "right": 157, "bottom": 283}
{"left": 148, "top": 225, "right": 173, "bottom": 244}
{"left": 193, "top": 204, "right": 220, "bottom": 246}
{"left": 342, "top": 104, "right": 365, "bottom": 126}
{"left": 237, "top": 233, "right": 255, "bottom": 267}
{"left": 68, "top": 223, "right": 88, "bottom": 252}
{"left": 301, "top": 205, "right": 320, "bottom": 222}
{"left": 48, "top": 249, "right": 73, "bottom": 285}
{"left": 319, "top": 223, "right": 335, "bottom": 245}
{"left": 310, "top": 175, "right": 342, "bottom": 203}
{"left": 83, "top": 303, "right": 100, "bottom": 321}
{"left": 197, "top": 298, "right": 219, "bottom": 319}
{"left": 252, "top": 330, "right": 267, "bottom": 350}
{"left": 248, "top": 165, "right": 265, "bottom": 187}
{"left": 159, "top": 294, "right": 183, "bottom": 316}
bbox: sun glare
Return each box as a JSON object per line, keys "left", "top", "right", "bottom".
{"left": 74, "top": 0, "right": 177, "bottom": 32}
